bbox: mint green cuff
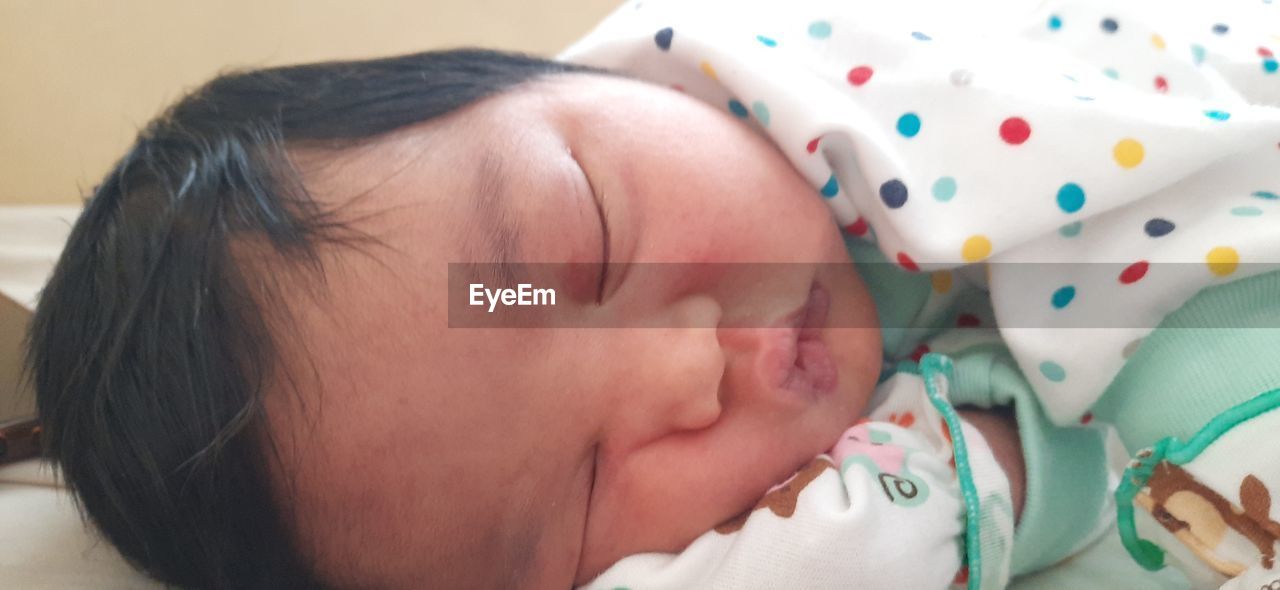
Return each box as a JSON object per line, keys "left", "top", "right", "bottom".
{"left": 948, "top": 349, "right": 1110, "bottom": 576}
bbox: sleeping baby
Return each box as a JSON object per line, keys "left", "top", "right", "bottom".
{"left": 25, "top": 0, "right": 1280, "bottom": 589}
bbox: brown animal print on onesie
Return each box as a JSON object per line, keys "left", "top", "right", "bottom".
{"left": 1139, "top": 463, "right": 1280, "bottom": 575}
{"left": 715, "top": 457, "right": 835, "bottom": 534}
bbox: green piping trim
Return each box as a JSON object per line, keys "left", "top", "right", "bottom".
{"left": 1115, "top": 387, "right": 1280, "bottom": 571}
{"left": 919, "top": 353, "right": 985, "bottom": 590}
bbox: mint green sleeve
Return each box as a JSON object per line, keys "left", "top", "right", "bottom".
{"left": 848, "top": 235, "right": 1111, "bottom": 574}
{"left": 846, "top": 236, "right": 934, "bottom": 358}
{"left": 946, "top": 348, "right": 1111, "bottom": 576}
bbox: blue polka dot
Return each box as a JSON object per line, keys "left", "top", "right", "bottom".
{"left": 1051, "top": 285, "right": 1076, "bottom": 309}
{"left": 751, "top": 101, "right": 771, "bottom": 126}
{"left": 756, "top": 34, "right": 778, "bottom": 47}
{"left": 1265, "top": 59, "right": 1279, "bottom": 74}
{"left": 932, "top": 176, "right": 957, "bottom": 202}
{"left": 1232, "top": 206, "right": 1263, "bottom": 216}
{"left": 896, "top": 113, "right": 922, "bottom": 138}
{"left": 1191, "top": 44, "right": 1207, "bottom": 65}
{"left": 1075, "top": 95, "right": 1096, "bottom": 101}
{"left": 820, "top": 175, "right": 839, "bottom": 198}
{"left": 728, "top": 99, "right": 749, "bottom": 118}
{"left": 1056, "top": 183, "right": 1086, "bottom": 213}
{"left": 1048, "top": 15, "right": 1063, "bottom": 30}
{"left": 880, "top": 179, "right": 909, "bottom": 209}
{"left": 1103, "top": 68, "right": 1120, "bottom": 80}
{"left": 1039, "top": 361, "right": 1067, "bottom": 382}
{"left": 1101, "top": 18, "right": 1119, "bottom": 33}
{"left": 1059, "top": 221, "right": 1084, "bottom": 238}
{"left": 653, "top": 27, "right": 674, "bottom": 50}
{"left": 1204, "top": 110, "right": 1232, "bottom": 121}
{"left": 808, "top": 20, "right": 832, "bottom": 39}
{"left": 1212, "top": 23, "right": 1230, "bottom": 35}
{"left": 1253, "top": 190, "right": 1279, "bottom": 200}
{"left": 911, "top": 31, "right": 932, "bottom": 41}
{"left": 1144, "top": 218, "right": 1176, "bottom": 237}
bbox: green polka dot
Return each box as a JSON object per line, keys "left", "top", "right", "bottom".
{"left": 808, "top": 20, "right": 832, "bottom": 39}
{"left": 1232, "top": 206, "right": 1263, "bottom": 216}
{"left": 1191, "top": 44, "right": 1207, "bottom": 65}
{"left": 1059, "top": 221, "right": 1083, "bottom": 237}
{"left": 932, "top": 176, "right": 957, "bottom": 202}
{"left": 1039, "top": 361, "right": 1067, "bottom": 382}
{"left": 751, "top": 101, "right": 771, "bottom": 126}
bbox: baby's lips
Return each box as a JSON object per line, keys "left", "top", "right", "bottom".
{"left": 768, "top": 281, "right": 838, "bottom": 399}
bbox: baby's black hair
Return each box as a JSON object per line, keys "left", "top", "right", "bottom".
{"left": 26, "top": 48, "right": 597, "bottom": 589}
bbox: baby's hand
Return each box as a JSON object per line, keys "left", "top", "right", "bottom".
{"left": 956, "top": 407, "right": 1025, "bottom": 521}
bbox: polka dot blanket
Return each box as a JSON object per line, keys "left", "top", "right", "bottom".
{"left": 561, "top": 0, "right": 1280, "bottom": 426}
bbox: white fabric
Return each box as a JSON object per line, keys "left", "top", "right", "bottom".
{"left": 561, "top": 0, "right": 1280, "bottom": 427}
{"left": 0, "top": 460, "right": 164, "bottom": 590}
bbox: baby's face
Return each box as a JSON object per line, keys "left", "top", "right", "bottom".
{"left": 264, "top": 74, "right": 882, "bottom": 588}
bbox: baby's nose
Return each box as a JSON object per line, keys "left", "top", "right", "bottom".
{"left": 633, "top": 295, "right": 726, "bottom": 433}
{"left": 717, "top": 325, "right": 798, "bottom": 403}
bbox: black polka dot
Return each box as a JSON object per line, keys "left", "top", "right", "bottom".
{"left": 1101, "top": 18, "right": 1119, "bottom": 33}
{"left": 1212, "top": 23, "right": 1230, "bottom": 35}
{"left": 654, "top": 27, "right": 674, "bottom": 50}
{"left": 1144, "top": 218, "right": 1175, "bottom": 237}
{"left": 880, "top": 179, "right": 909, "bottom": 209}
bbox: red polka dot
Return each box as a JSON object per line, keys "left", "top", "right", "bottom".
{"left": 1119, "top": 260, "right": 1150, "bottom": 284}
{"left": 909, "top": 344, "right": 931, "bottom": 362}
{"left": 845, "top": 217, "right": 869, "bottom": 236}
{"left": 670, "top": 84, "right": 685, "bottom": 93}
{"left": 896, "top": 252, "right": 920, "bottom": 272}
{"left": 806, "top": 137, "right": 821, "bottom": 154}
{"left": 1154, "top": 76, "right": 1169, "bottom": 93}
{"left": 1080, "top": 412, "right": 1094, "bottom": 425}
{"left": 999, "top": 117, "right": 1032, "bottom": 145}
{"left": 957, "top": 313, "right": 981, "bottom": 327}
{"left": 847, "top": 65, "right": 874, "bottom": 86}
{"left": 1261, "top": 47, "right": 1275, "bottom": 58}
{"left": 954, "top": 565, "right": 970, "bottom": 585}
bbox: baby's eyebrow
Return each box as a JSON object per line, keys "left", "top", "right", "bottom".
{"left": 465, "top": 150, "right": 523, "bottom": 286}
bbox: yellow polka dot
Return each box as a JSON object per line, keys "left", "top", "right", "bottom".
{"left": 931, "top": 271, "right": 953, "bottom": 294}
{"left": 1151, "top": 34, "right": 1166, "bottom": 50}
{"left": 962, "top": 235, "right": 992, "bottom": 262}
{"left": 1114, "top": 138, "right": 1145, "bottom": 169}
{"left": 699, "top": 60, "right": 718, "bottom": 81}
{"left": 1206, "top": 246, "right": 1239, "bottom": 277}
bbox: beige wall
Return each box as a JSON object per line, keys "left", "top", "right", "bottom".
{"left": 0, "top": 0, "right": 616, "bottom": 204}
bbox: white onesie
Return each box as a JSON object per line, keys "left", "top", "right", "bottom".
{"left": 579, "top": 356, "right": 1019, "bottom": 590}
